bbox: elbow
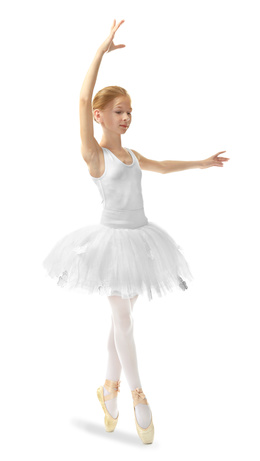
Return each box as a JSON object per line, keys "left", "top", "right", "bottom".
{"left": 79, "top": 96, "right": 92, "bottom": 104}
{"left": 161, "top": 161, "right": 167, "bottom": 174}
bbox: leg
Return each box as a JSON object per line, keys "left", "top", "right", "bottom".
{"left": 107, "top": 295, "right": 152, "bottom": 428}
{"left": 107, "top": 295, "right": 141, "bottom": 389}
{"left": 105, "top": 295, "right": 138, "bottom": 381}
{"left": 103, "top": 295, "right": 138, "bottom": 418}
{"left": 105, "top": 294, "right": 138, "bottom": 381}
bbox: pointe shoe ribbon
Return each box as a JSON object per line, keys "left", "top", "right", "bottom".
{"left": 131, "top": 387, "right": 149, "bottom": 407}
{"left": 131, "top": 387, "right": 154, "bottom": 444}
{"left": 103, "top": 379, "right": 121, "bottom": 401}
{"left": 97, "top": 379, "right": 121, "bottom": 432}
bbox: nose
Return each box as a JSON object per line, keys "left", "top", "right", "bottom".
{"left": 123, "top": 112, "right": 130, "bottom": 122}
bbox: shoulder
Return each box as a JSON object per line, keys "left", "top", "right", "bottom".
{"left": 130, "top": 149, "right": 141, "bottom": 162}
{"left": 130, "top": 148, "right": 143, "bottom": 168}
{"left": 129, "top": 149, "right": 165, "bottom": 174}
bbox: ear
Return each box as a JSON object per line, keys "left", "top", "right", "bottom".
{"left": 93, "top": 109, "right": 101, "bottom": 123}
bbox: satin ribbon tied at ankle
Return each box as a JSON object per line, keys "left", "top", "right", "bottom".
{"left": 104, "top": 379, "right": 121, "bottom": 397}
{"left": 132, "top": 388, "right": 149, "bottom": 407}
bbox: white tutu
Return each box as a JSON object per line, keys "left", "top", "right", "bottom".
{"left": 42, "top": 220, "right": 193, "bottom": 302}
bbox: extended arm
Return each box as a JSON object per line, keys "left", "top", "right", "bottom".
{"left": 162, "top": 159, "right": 203, "bottom": 173}
{"left": 132, "top": 149, "right": 229, "bottom": 174}
{"left": 163, "top": 151, "right": 230, "bottom": 173}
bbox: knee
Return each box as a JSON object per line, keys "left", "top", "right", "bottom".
{"left": 113, "top": 311, "right": 133, "bottom": 335}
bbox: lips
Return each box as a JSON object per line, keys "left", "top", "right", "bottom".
{"left": 120, "top": 125, "right": 128, "bottom": 128}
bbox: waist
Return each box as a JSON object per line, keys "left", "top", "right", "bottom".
{"left": 100, "top": 207, "right": 149, "bottom": 229}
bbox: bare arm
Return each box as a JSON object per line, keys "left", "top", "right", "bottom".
{"left": 132, "top": 149, "right": 229, "bottom": 174}
{"left": 79, "top": 47, "right": 105, "bottom": 102}
{"left": 79, "top": 48, "right": 105, "bottom": 158}
{"left": 132, "top": 149, "right": 203, "bottom": 174}
{"left": 162, "top": 151, "right": 230, "bottom": 173}
{"left": 79, "top": 20, "right": 125, "bottom": 160}
{"left": 162, "top": 159, "right": 203, "bottom": 173}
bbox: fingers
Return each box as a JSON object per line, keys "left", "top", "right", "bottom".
{"left": 110, "top": 19, "right": 116, "bottom": 30}
{"left": 115, "top": 19, "right": 125, "bottom": 30}
{"left": 107, "top": 20, "right": 125, "bottom": 53}
{"left": 111, "top": 19, "right": 125, "bottom": 34}
{"left": 216, "top": 159, "right": 229, "bottom": 165}
{"left": 214, "top": 151, "right": 230, "bottom": 161}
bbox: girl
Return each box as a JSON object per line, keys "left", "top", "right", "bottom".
{"left": 42, "top": 19, "right": 229, "bottom": 444}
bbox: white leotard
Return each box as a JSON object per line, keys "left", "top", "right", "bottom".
{"left": 88, "top": 147, "right": 149, "bottom": 229}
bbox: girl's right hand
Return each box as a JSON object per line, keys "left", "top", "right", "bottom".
{"left": 99, "top": 19, "right": 126, "bottom": 54}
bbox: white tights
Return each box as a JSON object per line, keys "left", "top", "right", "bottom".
{"left": 104, "top": 294, "right": 152, "bottom": 429}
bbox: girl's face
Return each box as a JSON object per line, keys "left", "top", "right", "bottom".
{"left": 95, "top": 96, "right": 132, "bottom": 134}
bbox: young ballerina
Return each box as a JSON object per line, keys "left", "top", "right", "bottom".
{"left": 42, "top": 19, "right": 229, "bottom": 444}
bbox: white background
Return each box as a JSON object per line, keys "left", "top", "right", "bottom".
{"left": 1, "top": 0, "right": 259, "bottom": 459}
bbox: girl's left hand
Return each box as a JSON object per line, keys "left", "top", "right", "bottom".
{"left": 99, "top": 19, "right": 126, "bottom": 54}
{"left": 200, "top": 151, "right": 230, "bottom": 169}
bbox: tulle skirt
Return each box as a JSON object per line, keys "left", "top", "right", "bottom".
{"left": 42, "top": 220, "right": 194, "bottom": 302}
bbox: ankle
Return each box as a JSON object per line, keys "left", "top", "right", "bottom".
{"left": 104, "top": 379, "right": 121, "bottom": 391}
{"left": 131, "top": 387, "right": 148, "bottom": 406}
{"left": 103, "top": 386, "right": 118, "bottom": 397}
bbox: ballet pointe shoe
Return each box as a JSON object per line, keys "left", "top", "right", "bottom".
{"left": 97, "top": 379, "right": 121, "bottom": 432}
{"left": 131, "top": 388, "right": 154, "bottom": 444}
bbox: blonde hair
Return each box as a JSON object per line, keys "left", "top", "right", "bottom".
{"left": 92, "top": 86, "right": 131, "bottom": 123}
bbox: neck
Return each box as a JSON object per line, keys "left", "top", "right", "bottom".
{"left": 100, "top": 131, "right": 123, "bottom": 151}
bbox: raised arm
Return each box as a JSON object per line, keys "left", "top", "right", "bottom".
{"left": 79, "top": 48, "right": 105, "bottom": 160}
{"left": 79, "top": 19, "right": 125, "bottom": 162}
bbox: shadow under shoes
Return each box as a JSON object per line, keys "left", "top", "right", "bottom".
{"left": 97, "top": 379, "right": 121, "bottom": 432}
